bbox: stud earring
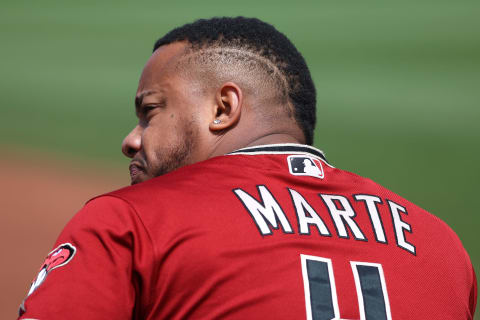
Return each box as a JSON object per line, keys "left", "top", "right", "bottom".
{"left": 213, "top": 119, "right": 221, "bottom": 124}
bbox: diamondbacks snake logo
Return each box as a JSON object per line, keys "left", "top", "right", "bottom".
{"left": 19, "top": 243, "right": 76, "bottom": 316}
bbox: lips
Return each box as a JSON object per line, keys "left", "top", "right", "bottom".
{"left": 129, "top": 162, "right": 145, "bottom": 182}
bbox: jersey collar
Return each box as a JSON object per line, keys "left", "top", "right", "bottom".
{"left": 228, "top": 143, "right": 329, "bottom": 164}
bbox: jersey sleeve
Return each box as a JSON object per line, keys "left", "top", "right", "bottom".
{"left": 18, "top": 195, "right": 155, "bottom": 320}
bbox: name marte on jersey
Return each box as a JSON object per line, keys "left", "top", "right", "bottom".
{"left": 233, "top": 185, "right": 416, "bottom": 256}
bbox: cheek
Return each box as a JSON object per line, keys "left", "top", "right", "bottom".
{"left": 141, "top": 120, "right": 180, "bottom": 156}
{"left": 140, "top": 126, "right": 162, "bottom": 159}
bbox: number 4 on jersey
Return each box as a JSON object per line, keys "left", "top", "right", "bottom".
{"left": 300, "top": 254, "right": 392, "bottom": 320}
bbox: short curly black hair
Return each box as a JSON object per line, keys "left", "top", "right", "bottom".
{"left": 153, "top": 17, "right": 316, "bottom": 145}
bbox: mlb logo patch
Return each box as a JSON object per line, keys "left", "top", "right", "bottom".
{"left": 287, "top": 155, "right": 324, "bottom": 179}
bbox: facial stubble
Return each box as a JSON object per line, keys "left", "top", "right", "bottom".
{"left": 151, "top": 119, "right": 197, "bottom": 178}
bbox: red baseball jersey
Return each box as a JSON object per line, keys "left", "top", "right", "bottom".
{"left": 19, "top": 144, "right": 477, "bottom": 319}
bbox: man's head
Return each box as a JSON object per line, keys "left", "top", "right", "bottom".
{"left": 122, "top": 17, "right": 317, "bottom": 184}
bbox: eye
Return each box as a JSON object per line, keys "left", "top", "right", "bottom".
{"left": 143, "top": 106, "right": 156, "bottom": 114}
{"left": 140, "top": 105, "right": 158, "bottom": 119}
{"left": 141, "top": 99, "right": 166, "bottom": 116}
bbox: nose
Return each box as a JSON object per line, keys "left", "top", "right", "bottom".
{"left": 122, "top": 126, "right": 142, "bottom": 158}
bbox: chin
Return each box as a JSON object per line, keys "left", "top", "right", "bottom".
{"left": 130, "top": 173, "right": 149, "bottom": 185}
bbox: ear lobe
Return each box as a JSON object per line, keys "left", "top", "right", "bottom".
{"left": 210, "top": 82, "right": 242, "bottom": 132}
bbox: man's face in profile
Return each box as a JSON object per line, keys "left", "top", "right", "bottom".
{"left": 121, "top": 42, "right": 210, "bottom": 185}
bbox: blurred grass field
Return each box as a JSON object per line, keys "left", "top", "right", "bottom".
{"left": 1, "top": 0, "right": 479, "bottom": 317}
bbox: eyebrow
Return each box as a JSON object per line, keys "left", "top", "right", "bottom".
{"left": 135, "top": 90, "right": 158, "bottom": 114}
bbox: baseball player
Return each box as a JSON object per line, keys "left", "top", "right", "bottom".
{"left": 19, "top": 17, "right": 476, "bottom": 319}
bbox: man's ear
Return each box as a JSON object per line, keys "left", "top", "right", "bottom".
{"left": 209, "top": 82, "right": 242, "bottom": 132}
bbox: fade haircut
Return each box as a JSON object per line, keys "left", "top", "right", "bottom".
{"left": 153, "top": 17, "right": 316, "bottom": 145}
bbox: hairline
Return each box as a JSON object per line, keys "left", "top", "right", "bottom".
{"left": 169, "top": 42, "right": 295, "bottom": 116}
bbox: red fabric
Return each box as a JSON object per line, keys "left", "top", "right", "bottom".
{"left": 19, "top": 148, "right": 477, "bottom": 319}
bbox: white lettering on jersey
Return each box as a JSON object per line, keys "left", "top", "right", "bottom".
{"left": 388, "top": 200, "right": 416, "bottom": 255}
{"left": 233, "top": 187, "right": 416, "bottom": 256}
{"left": 288, "top": 188, "right": 331, "bottom": 236}
{"left": 354, "top": 195, "right": 387, "bottom": 244}
{"left": 233, "top": 186, "right": 293, "bottom": 235}
{"left": 320, "top": 194, "right": 367, "bottom": 241}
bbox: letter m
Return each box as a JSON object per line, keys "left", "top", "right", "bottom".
{"left": 233, "top": 185, "right": 293, "bottom": 235}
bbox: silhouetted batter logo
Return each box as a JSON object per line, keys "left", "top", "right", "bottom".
{"left": 287, "top": 155, "right": 324, "bottom": 179}
{"left": 19, "top": 243, "right": 76, "bottom": 316}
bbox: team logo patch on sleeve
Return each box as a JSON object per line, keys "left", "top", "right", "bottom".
{"left": 28, "top": 242, "right": 76, "bottom": 295}
{"left": 287, "top": 155, "right": 324, "bottom": 179}
{"left": 19, "top": 243, "right": 76, "bottom": 315}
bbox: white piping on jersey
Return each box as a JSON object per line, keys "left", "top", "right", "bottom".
{"left": 229, "top": 143, "right": 325, "bottom": 156}
{"left": 226, "top": 143, "right": 335, "bottom": 168}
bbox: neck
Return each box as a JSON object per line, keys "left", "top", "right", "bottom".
{"left": 208, "top": 132, "right": 303, "bottom": 159}
{"left": 243, "top": 133, "right": 302, "bottom": 148}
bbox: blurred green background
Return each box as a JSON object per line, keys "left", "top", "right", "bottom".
{"left": 1, "top": 0, "right": 479, "bottom": 317}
